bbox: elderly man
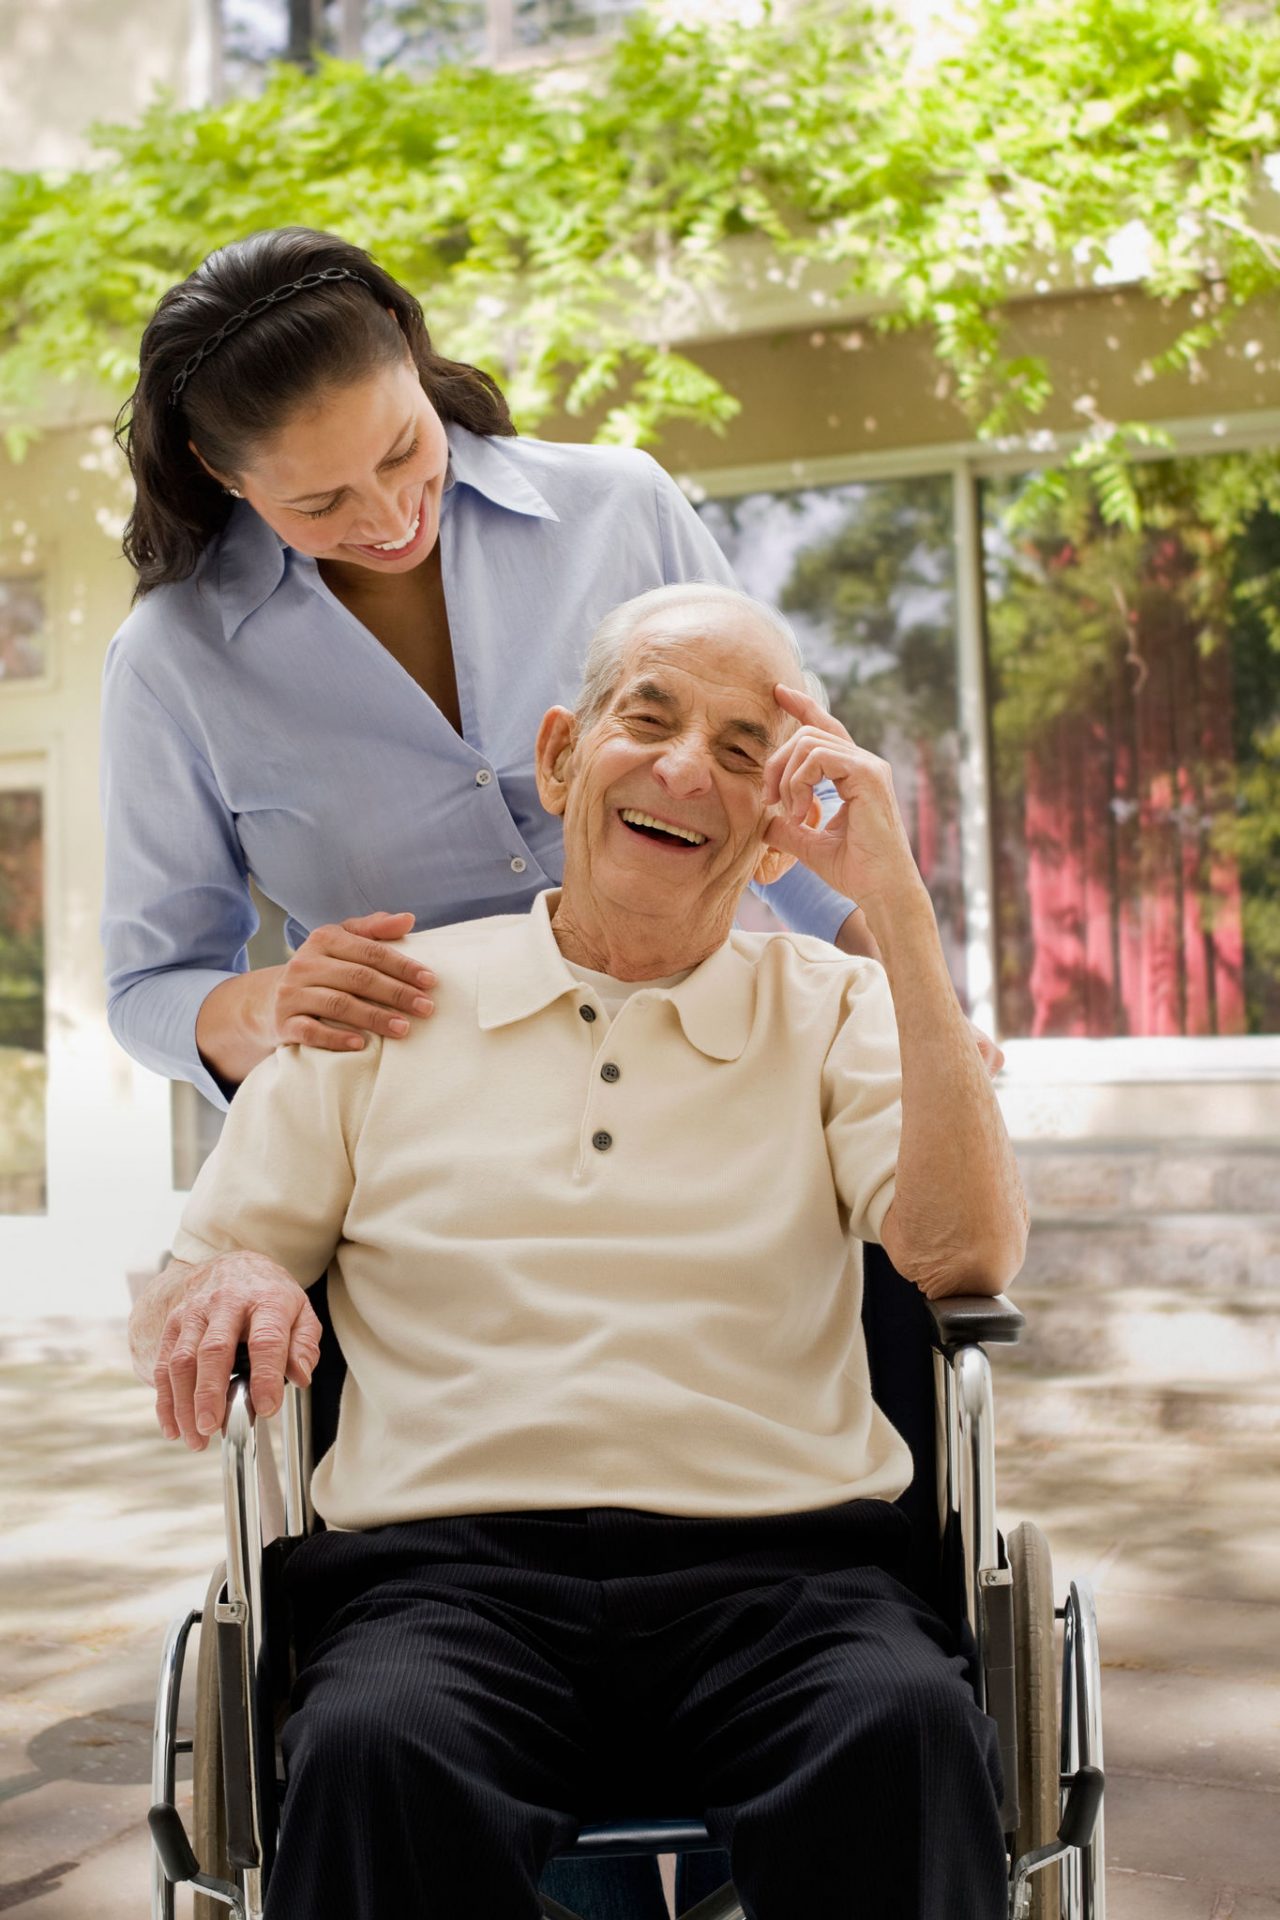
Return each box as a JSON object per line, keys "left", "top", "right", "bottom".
{"left": 131, "top": 582, "right": 1027, "bottom": 1920}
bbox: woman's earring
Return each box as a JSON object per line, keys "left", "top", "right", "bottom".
{"left": 225, "top": 486, "right": 242, "bottom": 498}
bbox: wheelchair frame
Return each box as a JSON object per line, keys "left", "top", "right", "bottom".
{"left": 149, "top": 1287, "right": 1105, "bottom": 1920}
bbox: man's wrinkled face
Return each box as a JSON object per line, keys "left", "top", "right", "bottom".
{"left": 549, "top": 604, "right": 802, "bottom": 932}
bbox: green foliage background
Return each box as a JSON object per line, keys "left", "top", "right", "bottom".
{"left": 1, "top": 0, "right": 1278, "bottom": 502}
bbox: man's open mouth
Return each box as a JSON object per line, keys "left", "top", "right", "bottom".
{"left": 618, "top": 808, "right": 707, "bottom": 848}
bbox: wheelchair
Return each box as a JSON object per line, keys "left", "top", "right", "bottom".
{"left": 148, "top": 1247, "right": 1105, "bottom": 1920}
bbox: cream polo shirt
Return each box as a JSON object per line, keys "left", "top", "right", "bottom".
{"left": 172, "top": 889, "right": 913, "bottom": 1530}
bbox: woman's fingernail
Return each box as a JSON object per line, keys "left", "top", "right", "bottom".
{"left": 412, "top": 997, "right": 433, "bottom": 1015}
{"left": 415, "top": 970, "right": 434, "bottom": 987}
{"left": 389, "top": 1018, "right": 409, "bottom": 1035}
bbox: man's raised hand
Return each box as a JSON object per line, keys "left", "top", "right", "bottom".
{"left": 763, "top": 685, "right": 925, "bottom": 915}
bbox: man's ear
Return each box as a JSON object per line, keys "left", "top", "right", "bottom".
{"left": 752, "top": 794, "right": 822, "bottom": 886}
{"left": 534, "top": 707, "right": 576, "bottom": 818}
{"left": 752, "top": 841, "right": 797, "bottom": 886}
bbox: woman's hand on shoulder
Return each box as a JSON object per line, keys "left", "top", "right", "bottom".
{"left": 270, "top": 910, "right": 436, "bottom": 1052}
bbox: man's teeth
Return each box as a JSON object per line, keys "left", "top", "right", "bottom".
{"left": 619, "top": 809, "right": 707, "bottom": 845}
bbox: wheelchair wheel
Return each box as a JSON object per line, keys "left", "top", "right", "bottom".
{"left": 193, "top": 1563, "right": 235, "bottom": 1920}
{"left": 1008, "top": 1522, "right": 1059, "bottom": 1920}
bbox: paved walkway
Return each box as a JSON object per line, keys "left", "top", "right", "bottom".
{"left": 2, "top": 1335, "right": 1277, "bottom": 1918}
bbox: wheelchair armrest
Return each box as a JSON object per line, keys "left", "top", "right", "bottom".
{"left": 923, "top": 1291, "right": 1024, "bottom": 1351}
{"left": 229, "top": 1344, "right": 315, "bottom": 1540}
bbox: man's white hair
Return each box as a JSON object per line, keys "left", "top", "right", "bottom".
{"left": 574, "top": 582, "right": 829, "bottom": 729}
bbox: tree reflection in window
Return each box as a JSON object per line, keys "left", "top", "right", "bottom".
{"left": 0, "top": 579, "right": 45, "bottom": 682}
{"left": 699, "top": 478, "right": 966, "bottom": 1002}
{"left": 0, "top": 790, "right": 45, "bottom": 1214}
{"left": 983, "top": 454, "right": 1280, "bottom": 1039}
{"left": 216, "top": 0, "right": 629, "bottom": 86}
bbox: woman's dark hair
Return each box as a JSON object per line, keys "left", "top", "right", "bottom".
{"left": 115, "top": 227, "right": 515, "bottom": 595}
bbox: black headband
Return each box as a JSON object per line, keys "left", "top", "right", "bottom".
{"left": 167, "top": 267, "right": 373, "bottom": 409}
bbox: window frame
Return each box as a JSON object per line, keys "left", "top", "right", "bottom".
{"left": 686, "top": 404, "right": 1280, "bottom": 1078}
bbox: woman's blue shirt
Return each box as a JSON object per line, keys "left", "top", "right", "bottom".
{"left": 100, "top": 424, "right": 853, "bottom": 1109}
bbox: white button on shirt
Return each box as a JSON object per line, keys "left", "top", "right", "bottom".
{"left": 171, "top": 889, "right": 911, "bottom": 1532}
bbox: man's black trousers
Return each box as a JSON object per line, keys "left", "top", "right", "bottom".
{"left": 263, "top": 1498, "right": 1007, "bottom": 1920}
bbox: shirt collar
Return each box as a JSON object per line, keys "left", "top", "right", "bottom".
{"left": 211, "top": 502, "right": 289, "bottom": 643}
{"left": 478, "top": 889, "right": 757, "bottom": 1063}
{"left": 210, "top": 420, "right": 559, "bottom": 643}
{"left": 443, "top": 422, "right": 560, "bottom": 522}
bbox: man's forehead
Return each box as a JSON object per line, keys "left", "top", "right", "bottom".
{"left": 618, "top": 618, "right": 791, "bottom": 709}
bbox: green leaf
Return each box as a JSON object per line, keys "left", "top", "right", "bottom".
{"left": 0, "top": 0, "right": 1275, "bottom": 486}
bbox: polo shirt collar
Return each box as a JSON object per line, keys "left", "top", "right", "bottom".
{"left": 479, "top": 889, "right": 757, "bottom": 1062}
{"left": 210, "top": 419, "right": 560, "bottom": 642}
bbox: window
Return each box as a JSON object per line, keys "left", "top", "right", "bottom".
{"left": 508, "top": 0, "right": 638, "bottom": 52}
{"left": 0, "top": 788, "right": 45, "bottom": 1214}
{"left": 699, "top": 476, "right": 969, "bottom": 1002}
{"left": 0, "top": 578, "right": 47, "bottom": 683}
{"left": 982, "top": 454, "right": 1280, "bottom": 1039}
{"left": 217, "top": 0, "right": 638, "bottom": 90}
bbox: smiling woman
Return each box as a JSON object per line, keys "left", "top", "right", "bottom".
{"left": 195, "top": 369, "right": 447, "bottom": 567}
{"left": 118, "top": 231, "right": 511, "bottom": 596}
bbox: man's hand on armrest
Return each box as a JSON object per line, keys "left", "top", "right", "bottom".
{"left": 128, "top": 1250, "right": 321, "bottom": 1450}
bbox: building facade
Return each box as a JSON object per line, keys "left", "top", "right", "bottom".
{"left": 2, "top": 0, "right": 1278, "bottom": 1343}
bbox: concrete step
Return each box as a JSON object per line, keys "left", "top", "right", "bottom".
{"left": 1015, "top": 1141, "right": 1279, "bottom": 1219}
{"left": 1001, "top": 1284, "right": 1280, "bottom": 1383}
{"left": 993, "top": 1372, "right": 1280, "bottom": 1443}
{"left": 1018, "top": 1216, "right": 1280, "bottom": 1296}
{"left": 1012, "top": 1214, "right": 1280, "bottom": 1383}
{"left": 1000, "top": 1189, "right": 1280, "bottom": 1440}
